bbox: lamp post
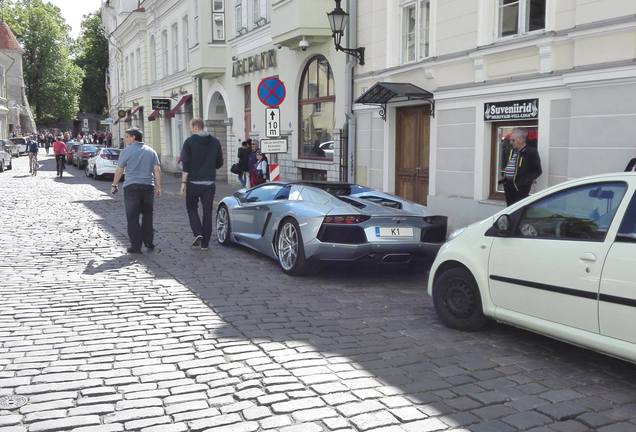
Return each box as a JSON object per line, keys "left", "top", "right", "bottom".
{"left": 327, "top": 0, "right": 364, "bottom": 66}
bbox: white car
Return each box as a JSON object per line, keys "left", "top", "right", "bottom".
{"left": 429, "top": 172, "right": 636, "bottom": 363}
{"left": 86, "top": 148, "right": 120, "bottom": 179}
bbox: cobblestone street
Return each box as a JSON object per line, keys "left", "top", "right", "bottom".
{"left": 1, "top": 154, "right": 636, "bottom": 432}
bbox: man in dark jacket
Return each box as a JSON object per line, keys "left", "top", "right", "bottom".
{"left": 502, "top": 128, "right": 542, "bottom": 206}
{"left": 180, "top": 118, "right": 224, "bottom": 250}
{"left": 237, "top": 141, "right": 250, "bottom": 187}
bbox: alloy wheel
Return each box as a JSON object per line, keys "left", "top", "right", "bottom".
{"left": 278, "top": 222, "right": 299, "bottom": 271}
{"left": 216, "top": 206, "right": 229, "bottom": 243}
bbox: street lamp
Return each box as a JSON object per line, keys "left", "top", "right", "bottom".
{"left": 327, "top": 0, "right": 364, "bottom": 66}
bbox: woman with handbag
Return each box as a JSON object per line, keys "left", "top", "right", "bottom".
{"left": 250, "top": 150, "right": 268, "bottom": 186}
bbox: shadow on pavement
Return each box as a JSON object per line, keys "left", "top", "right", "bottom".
{"left": 51, "top": 153, "right": 636, "bottom": 431}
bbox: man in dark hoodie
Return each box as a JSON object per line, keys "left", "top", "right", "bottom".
{"left": 180, "top": 118, "right": 224, "bottom": 250}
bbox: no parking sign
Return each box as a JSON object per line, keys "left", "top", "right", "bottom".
{"left": 257, "top": 76, "right": 286, "bottom": 108}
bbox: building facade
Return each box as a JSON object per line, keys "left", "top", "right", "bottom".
{"left": 353, "top": 0, "right": 636, "bottom": 228}
{"left": 103, "top": 0, "right": 350, "bottom": 182}
{"left": 0, "top": 20, "right": 36, "bottom": 137}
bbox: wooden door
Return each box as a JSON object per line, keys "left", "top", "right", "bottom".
{"left": 396, "top": 106, "right": 430, "bottom": 205}
{"left": 244, "top": 85, "right": 251, "bottom": 140}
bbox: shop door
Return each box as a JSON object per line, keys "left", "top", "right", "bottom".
{"left": 396, "top": 106, "right": 430, "bottom": 205}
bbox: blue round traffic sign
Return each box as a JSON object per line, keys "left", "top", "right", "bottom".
{"left": 258, "top": 77, "right": 286, "bottom": 108}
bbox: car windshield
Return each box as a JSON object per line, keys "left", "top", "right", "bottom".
{"left": 82, "top": 146, "right": 98, "bottom": 152}
{"left": 103, "top": 149, "right": 120, "bottom": 156}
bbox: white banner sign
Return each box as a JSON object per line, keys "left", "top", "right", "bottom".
{"left": 265, "top": 108, "right": 280, "bottom": 138}
{"left": 260, "top": 139, "right": 287, "bottom": 154}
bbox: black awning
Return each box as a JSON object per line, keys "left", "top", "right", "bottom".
{"left": 355, "top": 82, "right": 434, "bottom": 120}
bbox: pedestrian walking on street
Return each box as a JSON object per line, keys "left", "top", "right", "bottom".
{"left": 111, "top": 128, "right": 162, "bottom": 254}
{"left": 247, "top": 139, "right": 258, "bottom": 187}
{"left": 179, "top": 118, "right": 224, "bottom": 251}
{"left": 53, "top": 136, "right": 67, "bottom": 177}
{"left": 500, "top": 128, "right": 542, "bottom": 206}
{"left": 236, "top": 141, "right": 250, "bottom": 187}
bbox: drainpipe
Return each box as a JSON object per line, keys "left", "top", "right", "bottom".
{"left": 197, "top": 77, "right": 204, "bottom": 120}
{"left": 345, "top": 0, "right": 357, "bottom": 183}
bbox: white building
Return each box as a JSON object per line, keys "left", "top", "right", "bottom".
{"left": 0, "top": 20, "right": 36, "bottom": 137}
{"left": 103, "top": 0, "right": 351, "bottom": 182}
{"left": 353, "top": 0, "right": 636, "bottom": 228}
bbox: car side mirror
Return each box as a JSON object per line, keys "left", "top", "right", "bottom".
{"left": 233, "top": 191, "right": 245, "bottom": 202}
{"left": 494, "top": 214, "right": 512, "bottom": 236}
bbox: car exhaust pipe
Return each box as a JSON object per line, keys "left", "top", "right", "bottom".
{"left": 381, "top": 254, "right": 412, "bottom": 264}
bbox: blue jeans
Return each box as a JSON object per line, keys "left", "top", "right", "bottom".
{"left": 238, "top": 172, "right": 247, "bottom": 187}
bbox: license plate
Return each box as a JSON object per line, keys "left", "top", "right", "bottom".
{"left": 112, "top": 161, "right": 118, "bottom": 165}
{"left": 375, "top": 227, "right": 414, "bottom": 237}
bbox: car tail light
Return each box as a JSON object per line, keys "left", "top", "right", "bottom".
{"left": 323, "top": 215, "right": 370, "bottom": 224}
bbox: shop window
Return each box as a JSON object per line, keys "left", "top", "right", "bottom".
{"left": 213, "top": 0, "right": 225, "bottom": 41}
{"left": 401, "top": 0, "right": 431, "bottom": 63}
{"left": 149, "top": 36, "right": 157, "bottom": 82}
{"left": 301, "top": 168, "right": 327, "bottom": 182}
{"left": 252, "top": 0, "right": 267, "bottom": 26}
{"left": 489, "top": 122, "right": 538, "bottom": 200}
{"left": 299, "top": 56, "right": 335, "bottom": 161}
{"left": 161, "top": 30, "right": 168, "bottom": 77}
{"left": 498, "top": 0, "right": 545, "bottom": 38}
{"left": 172, "top": 23, "right": 179, "bottom": 73}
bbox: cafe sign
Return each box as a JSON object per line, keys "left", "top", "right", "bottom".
{"left": 232, "top": 49, "right": 277, "bottom": 77}
{"left": 484, "top": 99, "right": 539, "bottom": 121}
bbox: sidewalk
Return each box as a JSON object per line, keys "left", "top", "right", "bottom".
{"left": 161, "top": 173, "right": 240, "bottom": 201}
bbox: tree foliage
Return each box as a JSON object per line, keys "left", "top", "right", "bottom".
{"left": 74, "top": 11, "right": 108, "bottom": 115}
{"left": 3, "top": 0, "right": 84, "bottom": 122}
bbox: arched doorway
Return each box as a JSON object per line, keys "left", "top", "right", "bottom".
{"left": 206, "top": 91, "right": 229, "bottom": 182}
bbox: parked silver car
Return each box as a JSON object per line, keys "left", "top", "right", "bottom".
{"left": 216, "top": 182, "right": 447, "bottom": 275}
{"left": 9, "top": 137, "right": 27, "bottom": 155}
{"left": 0, "top": 140, "right": 13, "bottom": 172}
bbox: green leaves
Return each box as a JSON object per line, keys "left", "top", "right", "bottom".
{"left": 3, "top": 0, "right": 86, "bottom": 122}
{"left": 75, "top": 11, "right": 108, "bottom": 115}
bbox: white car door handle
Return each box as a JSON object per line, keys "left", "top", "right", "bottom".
{"left": 580, "top": 253, "right": 597, "bottom": 263}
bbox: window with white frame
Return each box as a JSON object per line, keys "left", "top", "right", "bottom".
{"left": 183, "top": 16, "right": 189, "bottom": 67}
{"left": 193, "top": 0, "right": 199, "bottom": 46}
{"left": 401, "top": 1, "right": 431, "bottom": 63}
{"left": 136, "top": 47, "right": 141, "bottom": 86}
{"left": 130, "top": 52, "right": 135, "bottom": 88}
{"left": 124, "top": 56, "right": 129, "bottom": 91}
{"left": 252, "top": 0, "right": 267, "bottom": 25}
{"left": 172, "top": 23, "right": 179, "bottom": 73}
{"left": 213, "top": 0, "right": 226, "bottom": 41}
{"left": 498, "top": 0, "right": 545, "bottom": 38}
{"left": 150, "top": 36, "right": 157, "bottom": 82}
{"left": 234, "top": 0, "right": 244, "bottom": 35}
{"left": 161, "top": 30, "right": 168, "bottom": 78}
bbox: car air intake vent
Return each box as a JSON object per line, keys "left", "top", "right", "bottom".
{"left": 359, "top": 196, "right": 402, "bottom": 209}
{"left": 338, "top": 197, "right": 366, "bottom": 208}
{"left": 318, "top": 226, "right": 367, "bottom": 244}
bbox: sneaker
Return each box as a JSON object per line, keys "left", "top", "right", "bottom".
{"left": 200, "top": 245, "right": 209, "bottom": 251}
{"left": 192, "top": 235, "right": 203, "bottom": 248}
{"left": 127, "top": 247, "right": 142, "bottom": 254}
{"left": 145, "top": 244, "right": 156, "bottom": 251}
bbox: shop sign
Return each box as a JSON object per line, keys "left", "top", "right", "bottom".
{"left": 484, "top": 99, "right": 539, "bottom": 121}
{"left": 260, "top": 139, "right": 287, "bottom": 154}
{"left": 232, "top": 49, "right": 277, "bottom": 77}
{"left": 152, "top": 98, "right": 171, "bottom": 110}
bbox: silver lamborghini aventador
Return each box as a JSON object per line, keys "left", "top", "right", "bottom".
{"left": 216, "top": 182, "right": 447, "bottom": 275}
